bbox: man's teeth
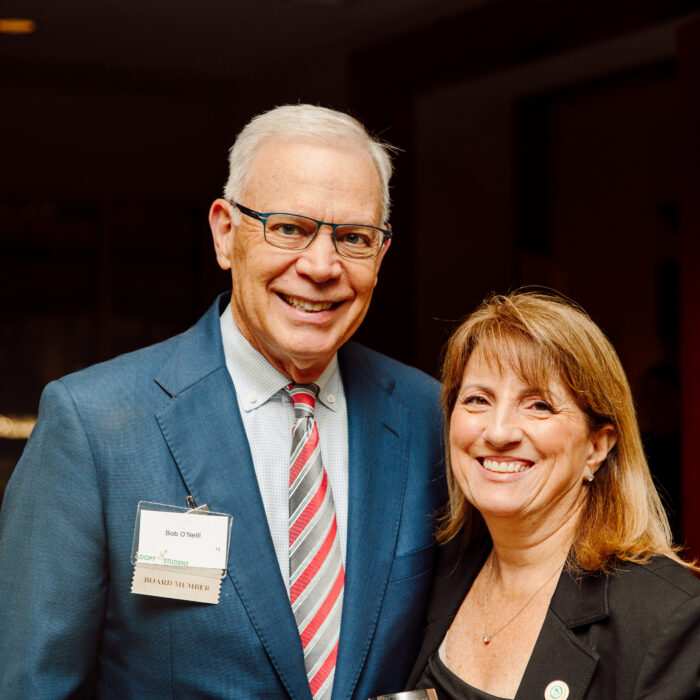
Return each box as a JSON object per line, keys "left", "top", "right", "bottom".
{"left": 282, "top": 295, "right": 334, "bottom": 312}
{"left": 482, "top": 459, "right": 531, "bottom": 473}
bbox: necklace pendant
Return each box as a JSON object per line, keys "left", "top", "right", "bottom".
{"left": 482, "top": 634, "right": 491, "bottom": 644}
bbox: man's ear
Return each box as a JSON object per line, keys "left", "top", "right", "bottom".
{"left": 209, "top": 199, "right": 235, "bottom": 271}
{"left": 378, "top": 235, "right": 392, "bottom": 263}
{"left": 372, "top": 236, "right": 391, "bottom": 288}
{"left": 587, "top": 424, "right": 617, "bottom": 475}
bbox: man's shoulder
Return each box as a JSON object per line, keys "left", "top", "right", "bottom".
{"left": 53, "top": 297, "right": 224, "bottom": 408}
{"left": 339, "top": 341, "right": 439, "bottom": 399}
{"left": 59, "top": 332, "right": 182, "bottom": 392}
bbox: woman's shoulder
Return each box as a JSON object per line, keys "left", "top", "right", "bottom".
{"left": 607, "top": 555, "right": 700, "bottom": 610}
{"left": 600, "top": 557, "right": 700, "bottom": 691}
{"left": 614, "top": 556, "right": 700, "bottom": 591}
{"left": 434, "top": 534, "right": 491, "bottom": 581}
{"left": 424, "top": 535, "right": 491, "bottom": 623}
{"left": 552, "top": 554, "right": 700, "bottom": 637}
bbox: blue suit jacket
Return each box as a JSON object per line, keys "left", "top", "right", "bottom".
{"left": 0, "top": 295, "right": 445, "bottom": 699}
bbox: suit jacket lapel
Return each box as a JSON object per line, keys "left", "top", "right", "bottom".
{"left": 332, "top": 345, "right": 410, "bottom": 699}
{"left": 154, "top": 297, "right": 311, "bottom": 699}
{"left": 516, "top": 573, "right": 606, "bottom": 699}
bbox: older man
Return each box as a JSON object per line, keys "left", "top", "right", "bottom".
{"left": 0, "top": 105, "right": 444, "bottom": 699}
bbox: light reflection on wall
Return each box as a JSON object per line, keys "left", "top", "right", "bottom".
{"left": 0, "top": 415, "right": 36, "bottom": 439}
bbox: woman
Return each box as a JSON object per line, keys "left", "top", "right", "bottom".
{"left": 407, "top": 291, "right": 700, "bottom": 699}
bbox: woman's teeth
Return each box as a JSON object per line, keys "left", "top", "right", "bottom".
{"left": 482, "top": 459, "right": 531, "bottom": 473}
{"left": 282, "top": 295, "right": 334, "bottom": 312}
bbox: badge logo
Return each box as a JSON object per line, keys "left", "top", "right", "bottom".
{"left": 544, "top": 680, "right": 570, "bottom": 700}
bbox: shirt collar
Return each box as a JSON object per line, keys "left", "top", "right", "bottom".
{"left": 220, "top": 303, "right": 342, "bottom": 413}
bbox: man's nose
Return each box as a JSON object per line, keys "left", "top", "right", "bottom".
{"left": 482, "top": 406, "right": 524, "bottom": 447}
{"left": 296, "top": 227, "right": 343, "bottom": 281}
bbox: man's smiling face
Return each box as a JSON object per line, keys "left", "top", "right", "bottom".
{"left": 211, "top": 136, "right": 389, "bottom": 382}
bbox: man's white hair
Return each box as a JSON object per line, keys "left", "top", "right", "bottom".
{"left": 223, "top": 104, "right": 396, "bottom": 222}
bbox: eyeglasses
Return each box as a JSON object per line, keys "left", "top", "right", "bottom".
{"left": 230, "top": 201, "right": 392, "bottom": 260}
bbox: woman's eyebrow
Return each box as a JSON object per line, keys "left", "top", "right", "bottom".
{"left": 458, "top": 382, "right": 492, "bottom": 393}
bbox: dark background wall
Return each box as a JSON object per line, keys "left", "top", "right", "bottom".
{"left": 2, "top": 0, "right": 699, "bottom": 554}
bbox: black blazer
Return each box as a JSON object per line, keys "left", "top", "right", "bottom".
{"left": 406, "top": 535, "right": 700, "bottom": 699}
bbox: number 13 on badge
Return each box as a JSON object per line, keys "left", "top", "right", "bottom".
{"left": 130, "top": 501, "right": 233, "bottom": 604}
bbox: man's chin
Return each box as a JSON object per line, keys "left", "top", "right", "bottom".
{"left": 279, "top": 353, "right": 337, "bottom": 383}
{"left": 259, "top": 330, "right": 343, "bottom": 381}
{"left": 283, "top": 340, "right": 338, "bottom": 368}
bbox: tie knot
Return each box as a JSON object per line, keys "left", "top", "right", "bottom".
{"left": 287, "top": 383, "right": 318, "bottom": 417}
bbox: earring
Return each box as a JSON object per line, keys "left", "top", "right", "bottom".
{"left": 584, "top": 471, "right": 595, "bottom": 482}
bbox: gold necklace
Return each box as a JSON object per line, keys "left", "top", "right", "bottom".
{"left": 481, "top": 554, "right": 563, "bottom": 645}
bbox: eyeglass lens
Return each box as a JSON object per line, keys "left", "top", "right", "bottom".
{"left": 264, "top": 214, "right": 383, "bottom": 259}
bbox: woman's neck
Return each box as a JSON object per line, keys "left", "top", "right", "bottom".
{"left": 485, "top": 506, "right": 581, "bottom": 585}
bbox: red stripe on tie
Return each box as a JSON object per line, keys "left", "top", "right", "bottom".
{"left": 290, "top": 470, "right": 328, "bottom": 547}
{"left": 309, "top": 639, "right": 339, "bottom": 696}
{"left": 290, "top": 518, "right": 338, "bottom": 604}
{"left": 289, "top": 427, "right": 319, "bottom": 486}
{"left": 300, "top": 567, "right": 344, "bottom": 648}
{"left": 289, "top": 388, "right": 315, "bottom": 409}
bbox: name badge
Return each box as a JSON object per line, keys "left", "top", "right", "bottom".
{"left": 130, "top": 501, "right": 233, "bottom": 604}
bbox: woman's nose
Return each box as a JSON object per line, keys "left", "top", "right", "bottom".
{"left": 482, "top": 406, "right": 524, "bottom": 447}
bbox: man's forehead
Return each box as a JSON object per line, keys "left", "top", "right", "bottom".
{"left": 250, "top": 134, "right": 374, "bottom": 171}
{"left": 243, "top": 136, "right": 383, "bottom": 218}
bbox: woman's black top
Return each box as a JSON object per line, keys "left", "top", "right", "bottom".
{"left": 415, "top": 646, "right": 509, "bottom": 700}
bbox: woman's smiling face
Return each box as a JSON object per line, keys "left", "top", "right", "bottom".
{"left": 449, "top": 345, "right": 611, "bottom": 530}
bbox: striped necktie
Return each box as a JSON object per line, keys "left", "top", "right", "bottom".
{"left": 287, "top": 383, "right": 345, "bottom": 700}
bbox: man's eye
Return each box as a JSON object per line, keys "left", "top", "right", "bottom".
{"left": 336, "top": 230, "right": 371, "bottom": 247}
{"left": 275, "top": 223, "right": 304, "bottom": 237}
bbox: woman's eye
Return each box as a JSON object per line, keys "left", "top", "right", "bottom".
{"left": 530, "top": 399, "right": 554, "bottom": 413}
{"left": 464, "top": 395, "right": 489, "bottom": 408}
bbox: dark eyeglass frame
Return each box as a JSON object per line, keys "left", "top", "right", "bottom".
{"left": 230, "top": 201, "right": 392, "bottom": 260}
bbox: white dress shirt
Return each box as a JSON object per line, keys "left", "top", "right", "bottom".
{"left": 220, "top": 303, "right": 349, "bottom": 592}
